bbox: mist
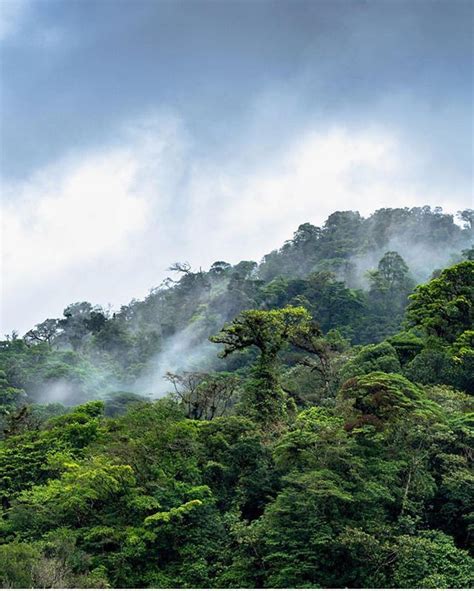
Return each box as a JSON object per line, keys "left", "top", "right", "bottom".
{"left": 5, "top": 203, "right": 469, "bottom": 408}
{"left": 133, "top": 323, "right": 221, "bottom": 398}
{"left": 348, "top": 235, "right": 465, "bottom": 291}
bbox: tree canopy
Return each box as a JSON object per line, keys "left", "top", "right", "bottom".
{"left": 1, "top": 208, "right": 472, "bottom": 588}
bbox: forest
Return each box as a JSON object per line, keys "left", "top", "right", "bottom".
{"left": 0, "top": 205, "right": 473, "bottom": 588}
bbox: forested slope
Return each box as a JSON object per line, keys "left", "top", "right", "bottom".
{"left": 0, "top": 206, "right": 473, "bottom": 588}
{"left": 2, "top": 205, "right": 472, "bottom": 407}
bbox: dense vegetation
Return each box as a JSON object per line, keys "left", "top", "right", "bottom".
{"left": 1, "top": 206, "right": 473, "bottom": 588}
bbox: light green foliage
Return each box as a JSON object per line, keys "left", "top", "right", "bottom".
{"left": 8, "top": 456, "right": 135, "bottom": 534}
{"left": 452, "top": 329, "right": 474, "bottom": 362}
{"left": 0, "top": 399, "right": 107, "bottom": 513}
{"left": 145, "top": 499, "right": 203, "bottom": 525}
{"left": 211, "top": 306, "right": 313, "bottom": 361}
{"left": 406, "top": 260, "right": 474, "bottom": 342}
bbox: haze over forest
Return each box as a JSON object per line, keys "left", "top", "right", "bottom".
{"left": 0, "top": 1, "right": 473, "bottom": 589}
{"left": 1, "top": 205, "right": 473, "bottom": 588}
{"left": 4, "top": 204, "right": 473, "bottom": 405}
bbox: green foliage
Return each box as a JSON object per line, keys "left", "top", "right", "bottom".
{"left": 211, "top": 306, "right": 313, "bottom": 361}
{"left": 387, "top": 330, "right": 425, "bottom": 364}
{"left": 9, "top": 456, "right": 135, "bottom": 530}
{"left": 338, "top": 372, "right": 429, "bottom": 427}
{"left": 0, "top": 212, "right": 473, "bottom": 588}
{"left": 368, "top": 251, "right": 414, "bottom": 307}
{"left": 0, "top": 370, "right": 28, "bottom": 438}
{"left": 0, "top": 370, "right": 26, "bottom": 410}
{"left": 103, "top": 391, "right": 149, "bottom": 417}
{"left": 340, "top": 342, "right": 401, "bottom": 381}
{"left": 392, "top": 531, "right": 474, "bottom": 588}
{"left": 211, "top": 307, "right": 314, "bottom": 425}
{"left": 145, "top": 499, "right": 203, "bottom": 525}
{"left": 0, "top": 534, "right": 111, "bottom": 588}
{"left": 0, "top": 542, "right": 41, "bottom": 588}
{"left": 406, "top": 261, "right": 474, "bottom": 342}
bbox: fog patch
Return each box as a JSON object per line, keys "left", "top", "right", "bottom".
{"left": 33, "top": 379, "right": 87, "bottom": 406}
{"left": 134, "top": 323, "right": 221, "bottom": 398}
{"left": 347, "top": 235, "right": 465, "bottom": 290}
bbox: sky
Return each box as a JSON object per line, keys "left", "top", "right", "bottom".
{"left": 0, "top": 0, "right": 472, "bottom": 335}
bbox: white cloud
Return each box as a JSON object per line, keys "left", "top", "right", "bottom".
{"left": 0, "top": 145, "right": 153, "bottom": 336}
{"left": 2, "top": 149, "right": 149, "bottom": 291}
{"left": 1, "top": 114, "right": 470, "bottom": 335}
{"left": 182, "top": 126, "right": 466, "bottom": 267}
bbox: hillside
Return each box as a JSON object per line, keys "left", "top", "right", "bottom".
{"left": 2, "top": 205, "right": 472, "bottom": 407}
{"left": 0, "top": 206, "right": 473, "bottom": 588}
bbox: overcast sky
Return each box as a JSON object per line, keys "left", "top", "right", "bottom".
{"left": 1, "top": 0, "right": 472, "bottom": 335}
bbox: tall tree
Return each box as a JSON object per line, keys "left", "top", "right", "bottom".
{"left": 210, "top": 307, "right": 316, "bottom": 425}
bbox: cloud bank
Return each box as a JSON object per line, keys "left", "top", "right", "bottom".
{"left": 1, "top": 111, "right": 471, "bottom": 335}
